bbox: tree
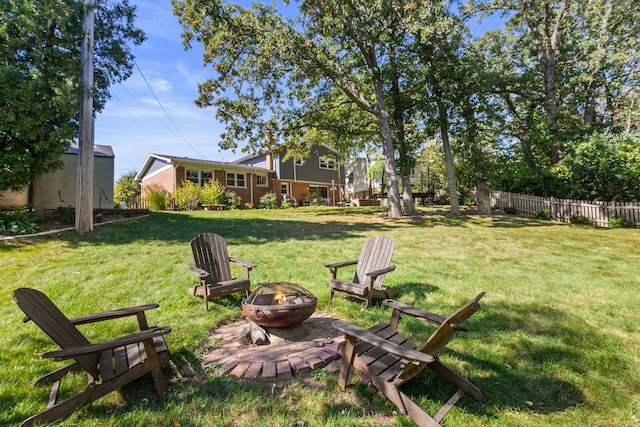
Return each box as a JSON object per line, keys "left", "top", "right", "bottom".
{"left": 467, "top": 0, "right": 640, "bottom": 197}
{"left": 0, "top": 0, "right": 145, "bottom": 193}
{"left": 174, "top": 0, "right": 467, "bottom": 217}
{"left": 114, "top": 170, "right": 141, "bottom": 202}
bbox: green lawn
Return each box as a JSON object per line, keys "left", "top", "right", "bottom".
{"left": 1, "top": 207, "right": 639, "bottom": 426}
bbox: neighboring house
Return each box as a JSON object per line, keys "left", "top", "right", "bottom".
{"left": 0, "top": 144, "right": 115, "bottom": 211}
{"left": 344, "top": 158, "right": 433, "bottom": 201}
{"left": 135, "top": 145, "right": 345, "bottom": 207}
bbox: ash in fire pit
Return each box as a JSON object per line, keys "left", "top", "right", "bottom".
{"left": 242, "top": 282, "right": 317, "bottom": 328}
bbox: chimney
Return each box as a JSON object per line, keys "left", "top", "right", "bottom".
{"left": 265, "top": 151, "right": 273, "bottom": 170}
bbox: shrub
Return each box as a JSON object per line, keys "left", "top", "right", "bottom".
{"left": 259, "top": 192, "right": 278, "bottom": 209}
{"left": 201, "top": 180, "right": 226, "bottom": 205}
{"left": 243, "top": 202, "right": 254, "bottom": 209}
{"left": 280, "top": 200, "right": 291, "bottom": 209}
{"left": 570, "top": 215, "right": 590, "bottom": 225}
{"left": 223, "top": 191, "right": 242, "bottom": 210}
{"left": 174, "top": 181, "right": 201, "bottom": 211}
{"left": 504, "top": 206, "right": 517, "bottom": 215}
{"left": 535, "top": 209, "right": 550, "bottom": 220}
{"left": 59, "top": 206, "right": 75, "bottom": 223}
{"left": 147, "top": 185, "right": 170, "bottom": 211}
{"left": 0, "top": 205, "right": 40, "bottom": 235}
{"left": 609, "top": 215, "right": 632, "bottom": 228}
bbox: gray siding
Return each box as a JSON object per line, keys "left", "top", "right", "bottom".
{"left": 146, "top": 158, "right": 171, "bottom": 175}
{"left": 40, "top": 153, "right": 114, "bottom": 210}
{"left": 280, "top": 146, "right": 343, "bottom": 184}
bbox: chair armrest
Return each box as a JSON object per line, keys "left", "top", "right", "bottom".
{"left": 324, "top": 260, "right": 358, "bottom": 269}
{"left": 365, "top": 265, "right": 396, "bottom": 278}
{"left": 229, "top": 257, "right": 256, "bottom": 270}
{"left": 43, "top": 327, "right": 171, "bottom": 361}
{"left": 69, "top": 304, "right": 160, "bottom": 326}
{"left": 333, "top": 320, "right": 433, "bottom": 365}
{"left": 188, "top": 263, "right": 210, "bottom": 279}
{"left": 382, "top": 299, "right": 466, "bottom": 330}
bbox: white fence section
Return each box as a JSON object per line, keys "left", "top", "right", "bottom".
{"left": 489, "top": 191, "right": 640, "bottom": 228}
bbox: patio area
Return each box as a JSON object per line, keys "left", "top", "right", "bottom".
{"left": 201, "top": 313, "right": 344, "bottom": 380}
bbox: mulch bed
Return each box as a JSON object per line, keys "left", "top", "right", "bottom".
{"left": 201, "top": 313, "right": 345, "bottom": 380}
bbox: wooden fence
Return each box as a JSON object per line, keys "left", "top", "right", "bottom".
{"left": 489, "top": 191, "right": 640, "bottom": 228}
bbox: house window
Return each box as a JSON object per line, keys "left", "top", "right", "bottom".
{"left": 319, "top": 157, "right": 336, "bottom": 170}
{"left": 186, "top": 169, "right": 213, "bottom": 186}
{"left": 201, "top": 171, "right": 213, "bottom": 184}
{"left": 226, "top": 172, "right": 246, "bottom": 188}
{"left": 256, "top": 175, "right": 267, "bottom": 186}
{"left": 186, "top": 169, "right": 199, "bottom": 184}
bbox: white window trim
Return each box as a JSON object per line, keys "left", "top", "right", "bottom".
{"left": 256, "top": 174, "right": 268, "bottom": 187}
{"left": 319, "top": 158, "right": 336, "bottom": 170}
{"left": 226, "top": 172, "right": 247, "bottom": 188}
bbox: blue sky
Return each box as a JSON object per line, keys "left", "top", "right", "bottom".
{"left": 95, "top": 0, "right": 241, "bottom": 181}
{"left": 95, "top": 1, "right": 500, "bottom": 182}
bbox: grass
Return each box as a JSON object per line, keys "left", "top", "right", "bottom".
{"left": 1, "top": 206, "right": 639, "bottom": 426}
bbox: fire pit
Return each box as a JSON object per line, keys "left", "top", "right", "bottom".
{"left": 242, "top": 282, "right": 317, "bottom": 328}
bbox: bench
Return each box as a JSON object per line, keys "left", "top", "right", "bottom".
{"left": 202, "top": 204, "right": 226, "bottom": 211}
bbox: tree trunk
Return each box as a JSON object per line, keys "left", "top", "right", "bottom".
{"left": 476, "top": 179, "right": 492, "bottom": 215}
{"left": 372, "top": 80, "right": 402, "bottom": 217}
{"left": 436, "top": 99, "right": 459, "bottom": 215}
{"left": 401, "top": 175, "right": 415, "bottom": 215}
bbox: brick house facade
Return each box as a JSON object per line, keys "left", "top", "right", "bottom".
{"left": 135, "top": 146, "right": 345, "bottom": 207}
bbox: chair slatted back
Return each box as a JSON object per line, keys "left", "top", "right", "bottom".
{"left": 399, "top": 292, "right": 485, "bottom": 382}
{"left": 191, "top": 233, "right": 233, "bottom": 285}
{"left": 354, "top": 236, "right": 395, "bottom": 291}
{"left": 422, "top": 292, "right": 485, "bottom": 355}
{"left": 13, "top": 288, "right": 100, "bottom": 378}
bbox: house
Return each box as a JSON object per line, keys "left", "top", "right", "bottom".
{"left": 235, "top": 145, "right": 345, "bottom": 206}
{"left": 135, "top": 145, "right": 345, "bottom": 207}
{"left": 135, "top": 154, "right": 274, "bottom": 206}
{"left": 0, "top": 144, "right": 115, "bottom": 211}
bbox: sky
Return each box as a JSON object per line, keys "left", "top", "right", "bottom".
{"left": 95, "top": 1, "right": 501, "bottom": 182}
{"left": 95, "top": 0, "right": 244, "bottom": 181}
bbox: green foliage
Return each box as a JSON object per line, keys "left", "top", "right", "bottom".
{"left": 114, "top": 171, "right": 141, "bottom": 202}
{"left": 555, "top": 132, "right": 640, "bottom": 201}
{"left": 0, "top": 206, "right": 40, "bottom": 235}
{"left": 223, "top": 191, "right": 242, "bottom": 210}
{"left": 243, "top": 202, "right": 254, "bottom": 209}
{"left": 0, "top": 1, "right": 145, "bottom": 192}
{"left": 504, "top": 206, "right": 518, "bottom": 215}
{"left": 147, "top": 185, "right": 170, "bottom": 211}
{"left": 259, "top": 192, "right": 278, "bottom": 209}
{"left": 173, "top": 181, "right": 201, "bottom": 211}
{"left": 609, "top": 215, "right": 632, "bottom": 229}
{"left": 2, "top": 209, "right": 640, "bottom": 426}
{"left": 200, "top": 180, "right": 225, "bottom": 205}
{"left": 535, "top": 209, "right": 550, "bottom": 220}
{"left": 570, "top": 215, "right": 590, "bottom": 225}
{"left": 280, "top": 200, "right": 291, "bottom": 209}
{"left": 58, "top": 206, "right": 75, "bottom": 223}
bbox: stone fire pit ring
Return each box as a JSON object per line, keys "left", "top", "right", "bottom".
{"left": 242, "top": 282, "right": 317, "bottom": 328}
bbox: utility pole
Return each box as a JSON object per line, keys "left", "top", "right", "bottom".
{"left": 76, "top": 0, "right": 95, "bottom": 235}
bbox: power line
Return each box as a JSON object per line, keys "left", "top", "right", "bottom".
{"left": 133, "top": 59, "right": 210, "bottom": 159}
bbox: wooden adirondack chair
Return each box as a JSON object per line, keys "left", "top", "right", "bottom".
{"left": 13, "top": 287, "right": 172, "bottom": 427}
{"left": 325, "top": 235, "right": 397, "bottom": 308}
{"left": 333, "top": 292, "right": 485, "bottom": 427}
{"left": 188, "top": 232, "right": 256, "bottom": 310}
